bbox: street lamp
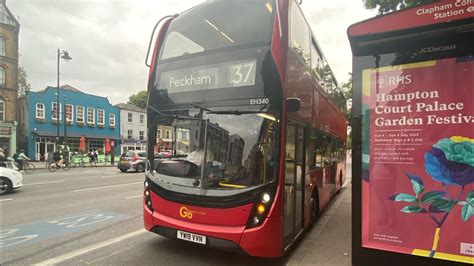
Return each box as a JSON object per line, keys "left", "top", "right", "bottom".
{"left": 56, "top": 49, "right": 72, "bottom": 147}
{"left": 63, "top": 96, "right": 67, "bottom": 145}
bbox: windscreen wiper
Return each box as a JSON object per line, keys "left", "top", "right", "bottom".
{"left": 148, "top": 105, "right": 202, "bottom": 121}
{"left": 190, "top": 102, "right": 267, "bottom": 115}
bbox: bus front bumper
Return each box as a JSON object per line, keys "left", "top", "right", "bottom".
{"left": 144, "top": 206, "right": 283, "bottom": 257}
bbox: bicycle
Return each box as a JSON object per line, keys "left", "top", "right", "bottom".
{"left": 21, "top": 160, "right": 36, "bottom": 174}
{"left": 48, "top": 160, "right": 71, "bottom": 172}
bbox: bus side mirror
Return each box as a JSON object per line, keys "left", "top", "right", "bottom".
{"left": 286, "top": 97, "right": 301, "bottom": 112}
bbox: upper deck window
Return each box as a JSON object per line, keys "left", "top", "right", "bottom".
{"left": 159, "top": 0, "right": 274, "bottom": 62}
{"left": 290, "top": 2, "right": 310, "bottom": 68}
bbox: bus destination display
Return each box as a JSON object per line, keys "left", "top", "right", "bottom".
{"left": 158, "top": 59, "right": 257, "bottom": 93}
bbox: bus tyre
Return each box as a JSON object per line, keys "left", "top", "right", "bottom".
{"left": 136, "top": 164, "right": 145, "bottom": 173}
{"left": 310, "top": 192, "right": 320, "bottom": 227}
{"left": 0, "top": 177, "right": 12, "bottom": 195}
{"left": 337, "top": 171, "right": 343, "bottom": 194}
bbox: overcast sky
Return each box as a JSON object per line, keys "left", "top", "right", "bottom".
{"left": 8, "top": 0, "right": 375, "bottom": 104}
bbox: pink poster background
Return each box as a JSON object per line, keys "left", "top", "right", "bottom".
{"left": 362, "top": 57, "right": 473, "bottom": 260}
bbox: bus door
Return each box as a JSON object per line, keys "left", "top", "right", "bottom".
{"left": 283, "top": 123, "right": 305, "bottom": 246}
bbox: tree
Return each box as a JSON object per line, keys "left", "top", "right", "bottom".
{"left": 127, "top": 90, "right": 147, "bottom": 109}
{"left": 341, "top": 74, "right": 353, "bottom": 149}
{"left": 18, "top": 66, "right": 31, "bottom": 97}
{"left": 341, "top": 73, "right": 352, "bottom": 120}
{"left": 363, "top": 0, "right": 435, "bottom": 14}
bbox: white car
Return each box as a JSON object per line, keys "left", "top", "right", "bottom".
{"left": 0, "top": 167, "right": 23, "bottom": 195}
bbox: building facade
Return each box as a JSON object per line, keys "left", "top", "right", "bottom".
{"left": 19, "top": 85, "right": 120, "bottom": 160}
{"left": 0, "top": 0, "right": 19, "bottom": 156}
{"left": 115, "top": 103, "right": 147, "bottom": 153}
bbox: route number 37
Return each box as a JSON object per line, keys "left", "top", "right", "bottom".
{"left": 228, "top": 60, "right": 257, "bottom": 87}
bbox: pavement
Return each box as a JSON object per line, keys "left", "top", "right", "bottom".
{"left": 286, "top": 158, "right": 352, "bottom": 266}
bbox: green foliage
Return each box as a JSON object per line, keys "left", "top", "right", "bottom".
{"left": 340, "top": 73, "right": 352, "bottom": 120}
{"left": 406, "top": 173, "right": 424, "bottom": 197}
{"left": 389, "top": 193, "right": 417, "bottom": 203}
{"left": 127, "top": 90, "right": 148, "bottom": 109}
{"left": 363, "top": 0, "right": 436, "bottom": 14}
{"left": 420, "top": 191, "right": 446, "bottom": 204}
{"left": 461, "top": 204, "right": 473, "bottom": 221}
{"left": 460, "top": 190, "right": 474, "bottom": 221}
{"left": 401, "top": 205, "right": 425, "bottom": 213}
{"left": 430, "top": 197, "right": 454, "bottom": 212}
{"left": 18, "top": 66, "right": 31, "bottom": 97}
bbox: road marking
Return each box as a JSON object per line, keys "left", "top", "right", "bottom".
{"left": 125, "top": 195, "right": 142, "bottom": 199}
{"left": 1, "top": 210, "right": 130, "bottom": 251}
{"left": 34, "top": 229, "right": 146, "bottom": 265}
{"left": 0, "top": 198, "right": 13, "bottom": 202}
{"left": 85, "top": 245, "right": 132, "bottom": 265}
{"left": 24, "top": 180, "right": 65, "bottom": 186}
{"left": 72, "top": 182, "right": 143, "bottom": 192}
{"left": 100, "top": 173, "right": 143, "bottom": 179}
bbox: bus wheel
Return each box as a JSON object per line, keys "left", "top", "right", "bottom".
{"left": 310, "top": 191, "right": 320, "bottom": 227}
{"left": 337, "top": 170, "right": 343, "bottom": 194}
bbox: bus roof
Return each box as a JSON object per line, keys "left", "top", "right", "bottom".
{"left": 348, "top": 0, "right": 473, "bottom": 38}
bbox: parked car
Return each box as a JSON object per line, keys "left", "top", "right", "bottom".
{"left": 0, "top": 167, "right": 23, "bottom": 195}
{"left": 118, "top": 150, "right": 147, "bottom": 172}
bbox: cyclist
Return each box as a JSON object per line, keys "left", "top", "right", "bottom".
{"left": 52, "top": 149, "right": 63, "bottom": 166}
{"left": 14, "top": 149, "right": 31, "bottom": 171}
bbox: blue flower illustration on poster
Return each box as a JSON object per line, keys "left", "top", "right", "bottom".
{"left": 389, "top": 136, "right": 474, "bottom": 258}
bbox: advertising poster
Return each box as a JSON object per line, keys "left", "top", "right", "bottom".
{"left": 361, "top": 57, "right": 473, "bottom": 264}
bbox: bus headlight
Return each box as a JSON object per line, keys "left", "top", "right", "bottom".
{"left": 247, "top": 191, "right": 274, "bottom": 228}
{"left": 261, "top": 193, "right": 271, "bottom": 204}
{"left": 253, "top": 217, "right": 260, "bottom": 225}
{"left": 144, "top": 181, "right": 153, "bottom": 211}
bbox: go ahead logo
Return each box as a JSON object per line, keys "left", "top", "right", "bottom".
{"left": 179, "top": 206, "right": 205, "bottom": 219}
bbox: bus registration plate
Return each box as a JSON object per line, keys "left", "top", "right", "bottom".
{"left": 177, "top": 230, "right": 206, "bottom": 245}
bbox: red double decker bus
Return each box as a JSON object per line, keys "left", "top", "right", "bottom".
{"left": 143, "top": 0, "right": 348, "bottom": 257}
